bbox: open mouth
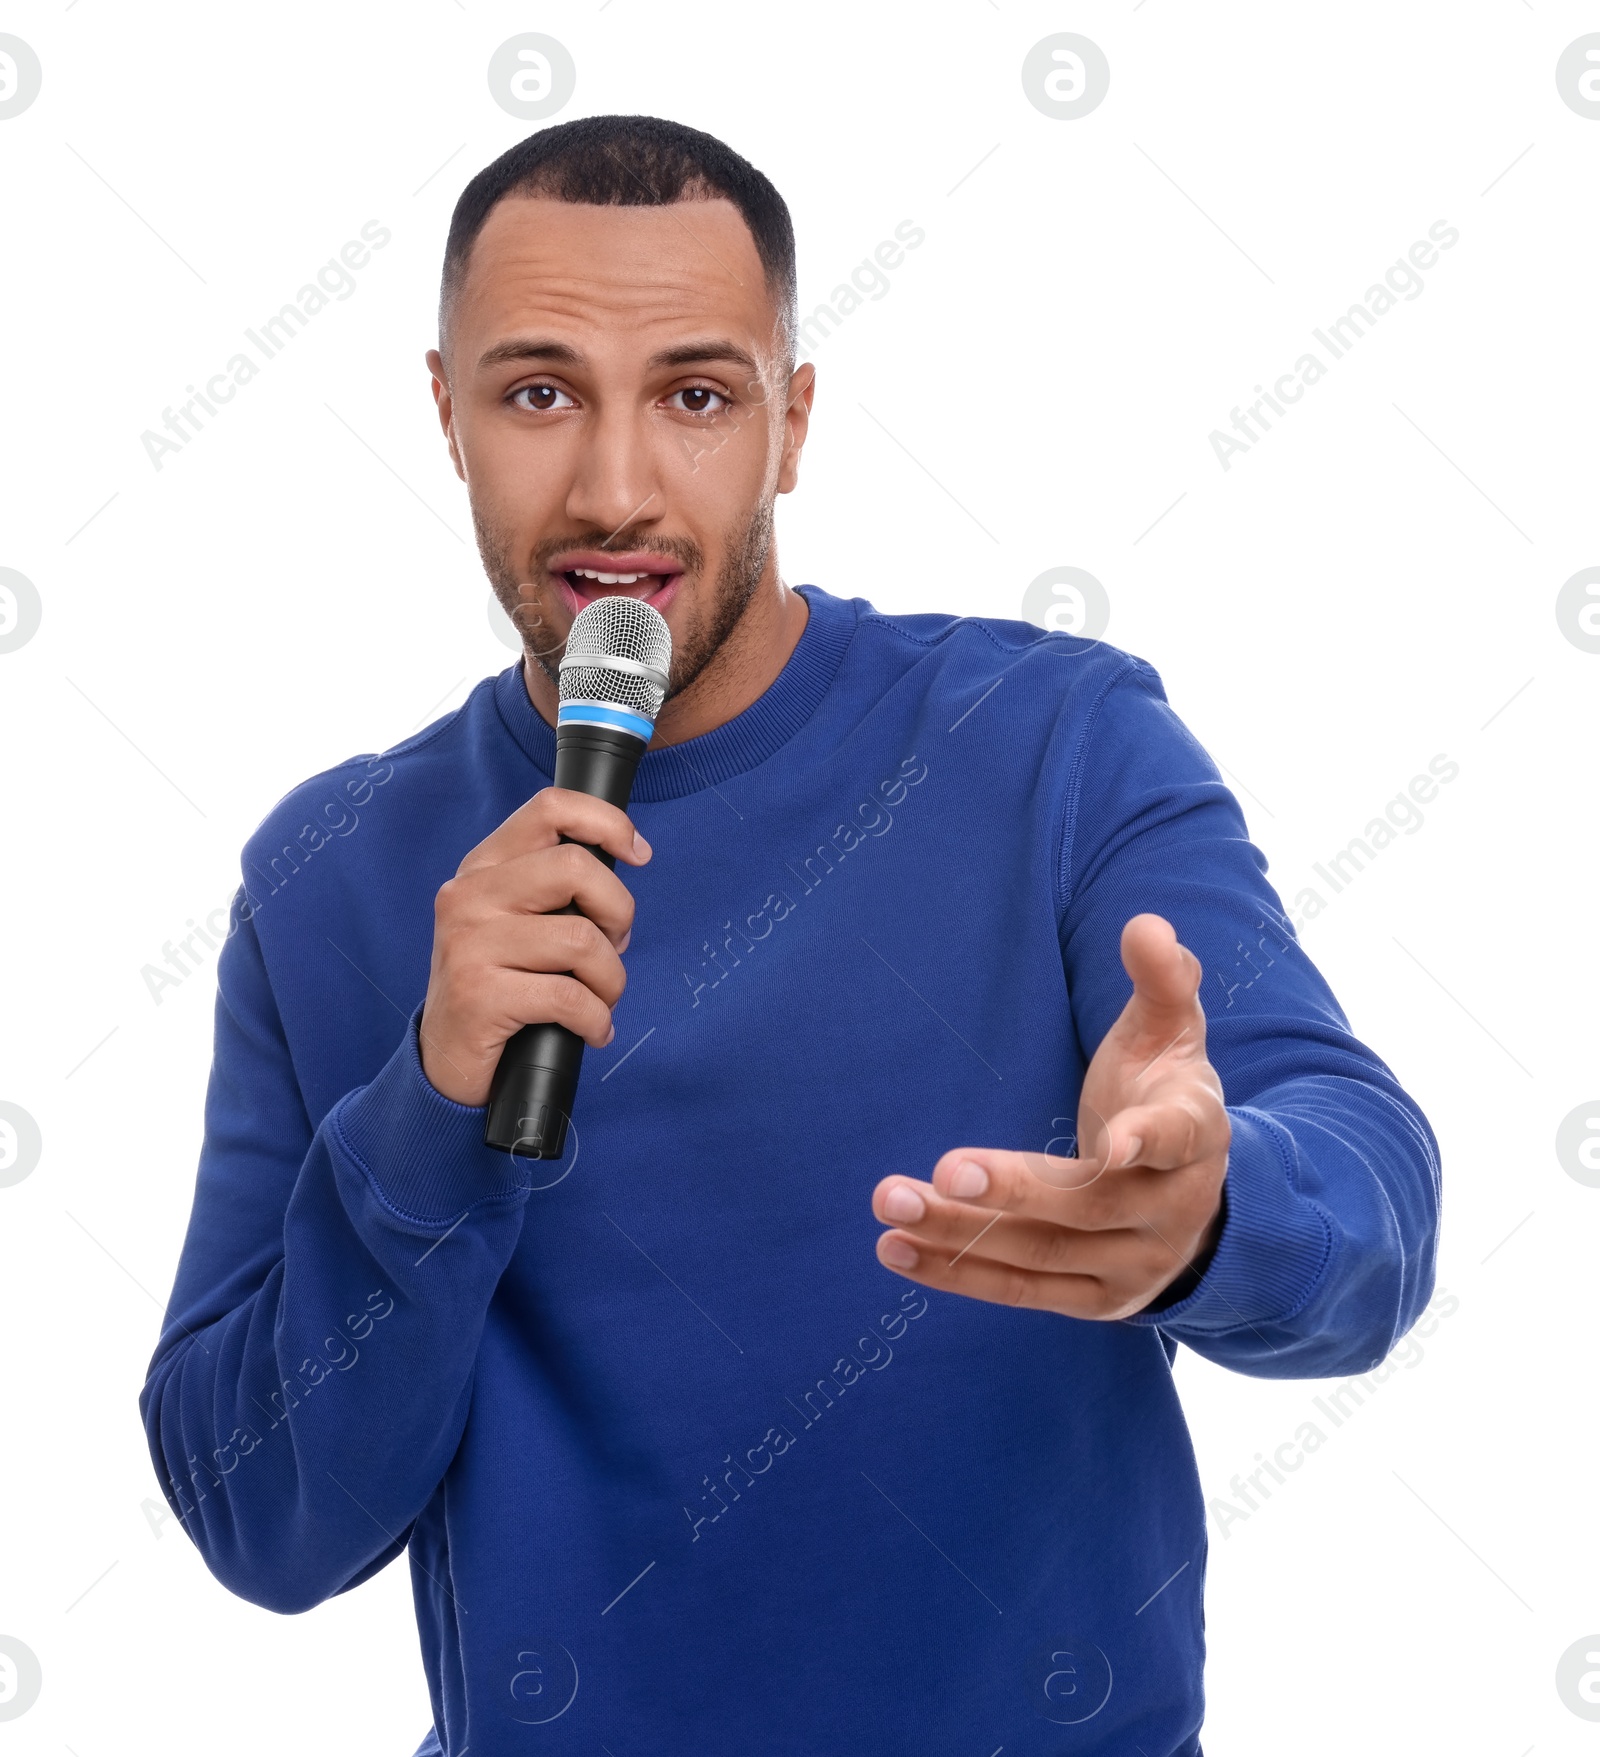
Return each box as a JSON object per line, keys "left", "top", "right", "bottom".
{"left": 551, "top": 554, "right": 684, "bottom": 617}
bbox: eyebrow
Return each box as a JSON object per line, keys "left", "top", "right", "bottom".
{"left": 476, "top": 338, "right": 585, "bottom": 370}
{"left": 474, "top": 336, "right": 761, "bottom": 376}
{"left": 646, "top": 340, "right": 761, "bottom": 376}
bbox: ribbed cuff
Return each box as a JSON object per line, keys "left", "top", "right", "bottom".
{"left": 1139, "top": 1180, "right": 1228, "bottom": 1313}
{"left": 330, "top": 1008, "right": 530, "bottom": 1227}
{"left": 1124, "top": 1106, "right": 1335, "bottom": 1336}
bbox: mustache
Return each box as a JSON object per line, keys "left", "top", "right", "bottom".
{"left": 530, "top": 529, "right": 704, "bottom": 575}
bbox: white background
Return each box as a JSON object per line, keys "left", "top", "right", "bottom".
{"left": 1, "top": 2, "right": 1595, "bottom": 1751}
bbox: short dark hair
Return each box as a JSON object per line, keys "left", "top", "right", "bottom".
{"left": 439, "top": 114, "right": 797, "bottom": 355}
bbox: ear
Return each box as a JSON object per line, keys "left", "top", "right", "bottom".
{"left": 425, "top": 348, "right": 466, "bottom": 481}
{"left": 776, "top": 361, "right": 816, "bottom": 495}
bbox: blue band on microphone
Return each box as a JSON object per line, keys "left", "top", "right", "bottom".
{"left": 557, "top": 700, "right": 654, "bottom": 742}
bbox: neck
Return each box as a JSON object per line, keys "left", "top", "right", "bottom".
{"left": 520, "top": 562, "right": 810, "bottom": 749}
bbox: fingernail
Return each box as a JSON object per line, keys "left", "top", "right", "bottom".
{"left": 618, "top": 928, "right": 632, "bottom": 953}
{"left": 883, "top": 1184, "right": 925, "bottom": 1224}
{"left": 605, "top": 1023, "right": 616, "bottom": 1045}
{"left": 632, "top": 832, "right": 651, "bottom": 861}
{"left": 1117, "top": 1135, "right": 1144, "bottom": 1168}
{"left": 879, "top": 1235, "right": 919, "bottom": 1270}
{"left": 947, "top": 1159, "right": 988, "bottom": 1199}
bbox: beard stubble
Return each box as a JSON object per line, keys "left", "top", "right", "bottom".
{"left": 477, "top": 496, "right": 776, "bottom": 704}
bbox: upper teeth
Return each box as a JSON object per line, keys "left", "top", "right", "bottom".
{"left": 571, "top": 568, "right": 652, "bottom": 585}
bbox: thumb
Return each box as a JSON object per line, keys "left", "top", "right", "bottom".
{"left": 1118, "top": 913, "right": 1204, "bottom": 1036}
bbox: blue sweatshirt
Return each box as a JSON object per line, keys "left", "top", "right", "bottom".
{"left": 141, "top": 584, "right": 1440, "bottom": 1757}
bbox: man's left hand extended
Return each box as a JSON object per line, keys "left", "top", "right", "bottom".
{"left": 871, "top": 913, "right": 1231, "bottom": 1320}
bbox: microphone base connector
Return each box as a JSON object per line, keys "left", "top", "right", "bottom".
{"left": 484, "top": 1052, "right": 575, "bottom": 1158}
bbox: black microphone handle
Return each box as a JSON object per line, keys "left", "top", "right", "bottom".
{"left": 483, "top": 723, "right": 647, "bottom": 1156}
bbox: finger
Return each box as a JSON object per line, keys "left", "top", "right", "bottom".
{"left": 507, "top": 972, "right": 615, "bottom": 1047}
{"left": 1067, "top": 1097, "right": 1163, "bottom": 1190}
{"left": 923, "top": 1148, "right": 1126, "bottom": 1229}
{"left": 458, "top": 788, "right": 652, "bottom": 878}
{"left": 483, "top": 968, "right": 617, "bottom": 1047}
{"left": 873, "top": 1183, "right": 1151, "bottom": 1279}
{"left": 1092, "top": 1096, "right": 1222, "bottom": 1173}
{"left": 442, "top": 844, "right": 638, "bottom": 945}
{"left": 478, "top": 911, "right": 628, "bottom": 1008}
{"left": 872, "top": 1231, "right": 1116, "bottom": 1319}
{"left": 1117, "top": 913, "right": 1206, "bottom": 1050}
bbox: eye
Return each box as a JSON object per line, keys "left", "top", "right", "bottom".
{"left": 666, "top": 385, "right": 730, "bottom": 416}
{"left": 510, "top": 382, "right": 576, "bottom": 413}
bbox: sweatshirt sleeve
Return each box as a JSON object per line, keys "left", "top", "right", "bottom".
{"left": 1056, "top": 660, "right": 1442, "bottom": 1378}
{"left": 138, "top": 884, "right": 531, "bottom": 1614}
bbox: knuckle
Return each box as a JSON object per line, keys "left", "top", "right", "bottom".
{"left": 1104, "top": 1279, "right": 1132, "bottom": 1318}
{"left": 557, "top": 842, "right": 594, "bottom": 882}
{"left": 528, "top": 972, "right": 594, "bottom": 1029}
{"left": 1001, "top": 1264, "right": 1035, "bottom": 1309}
{"left": 517, "top": 970, "right": 560, "bottom": 1015}
{"left": 1086, "top": 1283, "right": 1122, "bottom": 1320}
{"left": 1065, "top": 1274, "right": 1109, "bottom": 1319}
{"left": 1018, "top": 1226, "right": 1067, "bottom": 1275}
{"left": 1169, "top": 1099, "right": 1211, "bottom": 1160}
{"left": 997, "top": 1167, "right": 1038, "bottom": 1212}
{"left": 595, "top": 877, "right": 631, "bottom": 922}
{"left": 433, "top": 920, "right": 473, "bottom": 971}
{"left": 573, "top": 974, "right": 611, "bottom": 1022}
{"left": 1070, "top": 1178, "right": 1113, "bottom": 1226}
{"left": 553, "top": 914, "right": 596, "bottom": 958}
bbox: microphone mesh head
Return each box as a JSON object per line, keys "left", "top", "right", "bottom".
{"left": 558, "top": 595, "right": 673, "bottom": 722}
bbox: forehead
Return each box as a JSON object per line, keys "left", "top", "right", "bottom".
{"left": 451, "top": 194, "right": 779, "bottom": 361}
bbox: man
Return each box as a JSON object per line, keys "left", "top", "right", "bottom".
{"left": 141, "top": 116, "right": 1440, "bottom": 1756}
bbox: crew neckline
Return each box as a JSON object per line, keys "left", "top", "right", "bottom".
{"left": 492, "top": 584, "right": 857, "bottom": 804}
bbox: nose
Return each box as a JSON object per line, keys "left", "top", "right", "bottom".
{"left": 564, "top": 398, "right": 663, "bottom": 539}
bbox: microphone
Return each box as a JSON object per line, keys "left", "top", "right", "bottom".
{"left": 484, "top": 593, "right": 672, "bottom": 1157}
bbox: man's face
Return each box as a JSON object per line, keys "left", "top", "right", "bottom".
{"left": 428, "top": 195, "right": 813, "bottom": 696}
